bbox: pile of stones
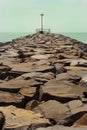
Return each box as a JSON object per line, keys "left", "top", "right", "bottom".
{"left": 0, "top": 33, "right": 87, "bottom": 130}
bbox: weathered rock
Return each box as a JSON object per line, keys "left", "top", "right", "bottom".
{"left": 76, "top": 60, "right": 87, "bottom": 67}
{"left": 65, "top": 66, "right": 87, "bottom": 73}
{"left": 33, "top": 100, "right": 70, "bottom": 125}
{"left": 68, "top": 100, "right": 83, "bottom": 110}
{"left": 11, "top": 63, "right": 54, "bottom": 73}
{"left": 20, "top": 72, "right": 55, "bottom": 81}
{"left": 19, "top": 87, "right": 37, "bottom": 99}
{"left": 40, "top": 79, "right": 86, "bottom": 102}
{"left": 4, "top": 50, "right": 19, "bottom": 58}
{"left": 70, "top": 60, "right": 87, "bottom": 67}
{"left": 56, "top": 73, "right": 81, "bottom": 84}
{"left": 0, "top": 78, "right": 42, "bottom": 92}
{"left": 67, "top": 100, "right": 87, "bottom": 115}
{"left": 0, "top": 106, "right": 50, "bottom": 129}
{"left": 0, "top": 91, "right": 24, "bottom": 107}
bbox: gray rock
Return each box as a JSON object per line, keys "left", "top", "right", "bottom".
{"left": 33, "top": 100, "right": 70, "bottom": 125}
{"left": 67, "top": 100, "right": 87, "bottom": 115}
{"left": 40, "top": 79, "right": 86, "bottom": 102}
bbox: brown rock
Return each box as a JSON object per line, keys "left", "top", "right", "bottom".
{"left": 0, "top": 91, "right": 24, "bottom": 107}
{"left": 20, "top": 72, "right": 55, "bottom": 81}
{"left": 19, "top": 87, "right": 37, "bottom": 98}
{"left": 0, "top": 105, "right": 50, "bottom": 129}
{"left": 73, "top": 113, "right": 87, "bottom": 127}
{"left": 56, "top": 73, "right": 81, "bottom": 84}
{"left": 0, "top": 78, "right": 42, "bottom": 92}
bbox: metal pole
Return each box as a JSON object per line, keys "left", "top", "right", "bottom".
{"left": 40, "top": 14, "right": 44, "bottom": 32}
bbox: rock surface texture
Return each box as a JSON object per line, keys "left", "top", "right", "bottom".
{"left": 0, "top": 33, "right": 87, "bottom": 129}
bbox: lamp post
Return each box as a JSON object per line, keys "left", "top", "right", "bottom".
{"left": 40, "top": 14, "right": 44, "bottom": 33}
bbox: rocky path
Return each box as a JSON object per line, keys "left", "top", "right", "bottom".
{"left": 0, "top": 33, "right": 87, "bottom": 130}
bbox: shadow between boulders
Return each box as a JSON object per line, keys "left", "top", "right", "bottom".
{"left": 41, "top": 93, "right": 79, "bottom": 103}
{"left": 64, "top": 111, "right": 87, "bottom": 126}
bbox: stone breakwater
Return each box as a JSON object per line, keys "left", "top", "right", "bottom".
{"left": 0, "top": 33, "right": 87, "bottom": 130}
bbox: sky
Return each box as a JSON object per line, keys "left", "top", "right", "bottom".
{"left": 0, "top": 0, "right": 87, "bottom": 33}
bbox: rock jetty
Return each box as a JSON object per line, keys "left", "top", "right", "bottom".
{"left": 0, "top": 33, "right": 87, "bottom": 130}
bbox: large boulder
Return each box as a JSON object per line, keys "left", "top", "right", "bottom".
{"left": 40, "top": 79, "right": 86, "bottom": 102}
{"left": 11, "top": 62, "right": 55, "bottom": 73}
{"left": 0, "top": 106, "right": 50, "bottom": 129}
{"left": 33, "top": 100, "right": 70, "bottom": 125}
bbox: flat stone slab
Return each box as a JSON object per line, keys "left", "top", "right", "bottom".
{"left": 67, "top": 100, "right": 87, "bottom": 115}
{"left": 0, "top": 78, "right": 42, "bottom": 92}
{"left": 11, "top": 62, "right": 54, "bottom": 73}
{"left": 20, "top": 72, "right": 55, "bottom": 81}
{"left": 56, "top": 73, "right": 81, "bottom": 84}
{"left": 0, "top": 91, "right": 24, "bottom": 107}
{"left": 40, "top": 79, "right": 87, "bottom": 102}
{"left": 19, "top": 87, "right": 36, "bottom": 98}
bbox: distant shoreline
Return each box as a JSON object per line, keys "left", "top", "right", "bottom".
{"left": 0, "top": 32, "right": 87, "bottom": 44}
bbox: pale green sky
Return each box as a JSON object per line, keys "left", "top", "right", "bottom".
{"left": 0, "top": 0, "right": 87, "bottom": 32}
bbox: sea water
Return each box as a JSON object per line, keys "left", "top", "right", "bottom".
{"left": 0, "top": 32, "right": 87, "bottom": 44}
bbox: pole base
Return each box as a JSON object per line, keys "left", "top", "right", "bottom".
{"left": 39, "top": 31, "right": 44, "bottom": 34}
